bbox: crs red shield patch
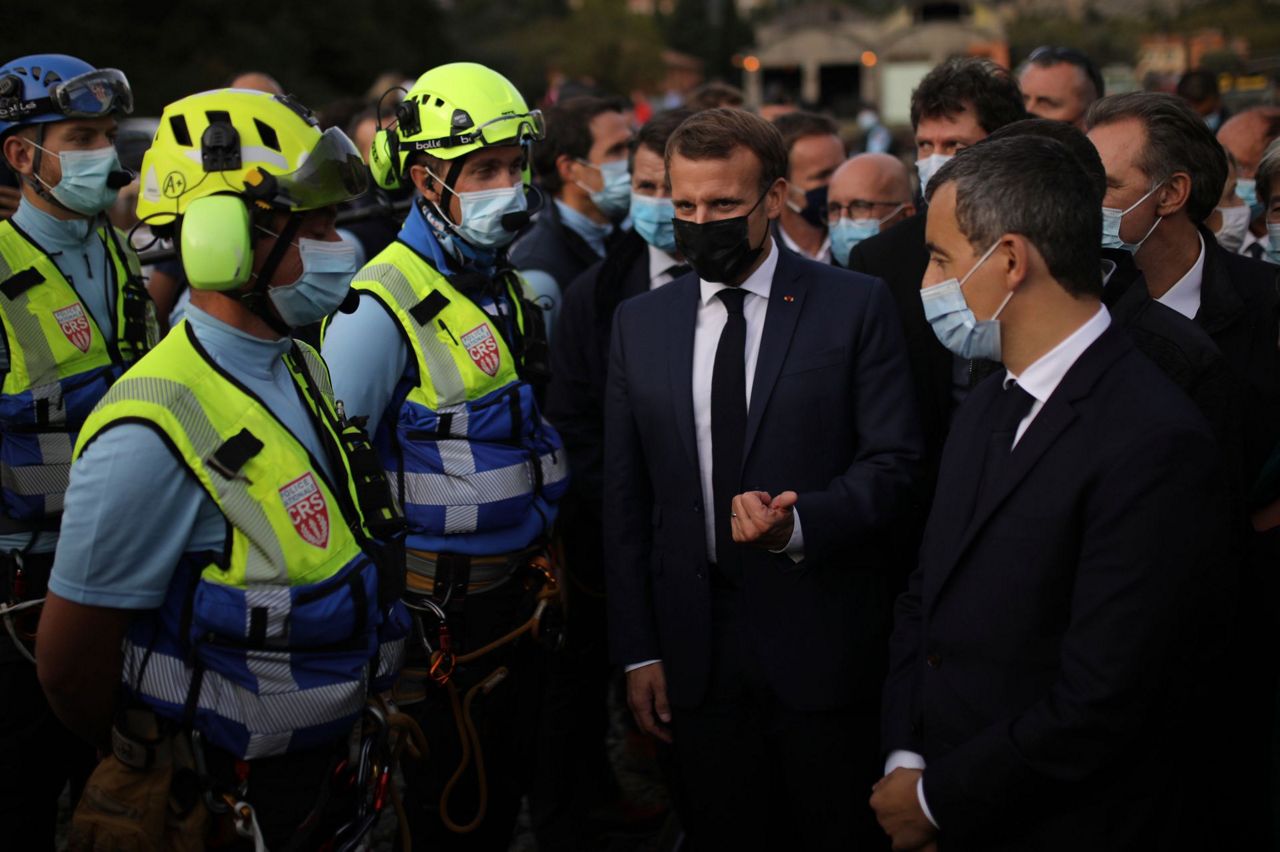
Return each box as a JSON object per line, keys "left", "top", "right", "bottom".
{"left": 53, "top": 304, "right": 92, "bottom": 353}
{"left": 278, "top": 472, "right": 330, "bottom": 549}
{"left": 461, "top": 323, "right": 501, "bottom": 377}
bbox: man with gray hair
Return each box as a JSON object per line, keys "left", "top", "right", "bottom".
{"left": 1086, "top": 92, "right": 1280, "bottom": 479}
{"left": 873, "top": 134, "right": 1229, "bottom": 851}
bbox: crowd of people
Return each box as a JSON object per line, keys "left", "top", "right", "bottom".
{"left": 0, "top": 41, "right": 1278, "bottom": 852}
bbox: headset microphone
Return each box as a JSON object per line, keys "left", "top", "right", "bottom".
{"left": 107, "top": 170, "right": 134, "bottom": 189}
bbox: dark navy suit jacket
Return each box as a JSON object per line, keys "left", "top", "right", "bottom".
{"left": 883, "top": 324, "right": 1232, "bottom": 850}
{"left": 604, "top": 246, "right": 922, "bottom": 711}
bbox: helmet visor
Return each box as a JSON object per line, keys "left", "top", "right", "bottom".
{"left": 270, "top": 126, "right": 369, "bottom": 210}
{"left": 408, "top": 109, "right": 546, "bottom": 153}
{"left": 51, "top": 69, "right": 133, "bottom": 118}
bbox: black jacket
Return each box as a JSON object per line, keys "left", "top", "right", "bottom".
{"left": 509, "top": 199, "right": 604, "bottom": 298}
{"left": 884, "top": 325, "right": 1231, "bottom": 851}
{"left": 605, "top": 248, "right": 922, "bottom": 710}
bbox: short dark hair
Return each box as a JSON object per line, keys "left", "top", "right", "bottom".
{"left": 666, "top": 107, "right": 787, "bottom": 196}
{"left": 911, "top": 57, "right": 1027, "bottom": 133}
{"left": 1086, "top": 92, "right": 1228, "bottom": 223}
{"left": 1024, "top": 45, "right": 1105, "bottom": 102}
{"left": 686, "top": 82, "right": 745, "bottom": 111}
{"left": 532, "top": 95, "right": 624, "bottom": 195}
{"left": 927, "top": 135, "right": 1102, "bottom": 298}
{"left": 632, "top": 108, "right": 694, "bottom": 170}
{"left": 985, "top": 118, "right": 1107, "bottom": 205}
{"left": 1176, "top": 69, "right": 1220, "bottom": 104}
{"left": 771, "top": 110, "right": 840, "bottom": 155}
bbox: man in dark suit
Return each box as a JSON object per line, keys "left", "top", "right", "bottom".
{"left": 1086, "top": 92, "right": 1280, "bottom": 478}
{"left": 872, "top": 135, "right": 1231, "bottom": 851}
{"left": 605, "top": 108, "right": 922, "bottom": 849}
{"left": 536, "top": 107, "right": 690, "bottom": 849}
{"left": 846, "top": 58, "right": 1026, "bottom": 488}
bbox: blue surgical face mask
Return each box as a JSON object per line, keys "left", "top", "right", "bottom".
{"left": 1266, "top": 222, "right": 1280, "bottom": 265}
{"left": 28, "top": 141, "right": 122, "bottom": 216}
{"left": 1101, "top": 182, "right": 1163, "bottom": 254}
{"left": 830, "top": 203, "right": 906, "bottom": 267}
{"left": 919, "top": 240, "right": 1010, "bottom": 361}
{"left": 427, "top": 167, "right": 529, "bottom": 250}
{"left": 1236, "top": 178, "right": 1265, "bottom": 220}
{"left": 268, "top": 237, "right": 359, "bottom": 328}
{"left": 915, "top": 153, "right": 951, "bottom": 195}
{"left": 578, "top": 159, "right": 631, "bottom": 222}
{"left": 1215, "top": 204, "right": 1252, "bottom": 253}
{"left": 630, "top": 192, "right": 677, "bottom": 254}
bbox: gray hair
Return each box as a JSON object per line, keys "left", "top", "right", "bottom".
{"left": 926, "top": 135, "right": 1102, "bottom": 298}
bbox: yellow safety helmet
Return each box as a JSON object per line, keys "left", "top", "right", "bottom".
{"left": 370, "top": 62, "right": 544, "bottom": 191}
{"left": 138, "top": 88, "right": 367, "bottom": 291}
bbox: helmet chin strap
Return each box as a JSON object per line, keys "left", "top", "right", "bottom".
{"left": 22, "top": 126, "right": 79, "bottom": 217}
{"left": 237, "top": 212, "right": 301, "bottom": 337}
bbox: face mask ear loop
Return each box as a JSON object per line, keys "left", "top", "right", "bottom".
{"left": 958, "top": 239, "right": 1003, "bottom": 291}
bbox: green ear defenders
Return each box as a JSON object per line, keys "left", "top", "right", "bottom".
{"left": 179, "top": 194, "right": 253, "bottom": 290}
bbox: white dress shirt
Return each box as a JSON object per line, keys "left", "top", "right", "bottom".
{"left": 778, "top": 221, "right": 832, "bottom": 264}
{"left": 625, "top": 240, "right": 802, "bottom": 675}
{"left": 884, "top": 304, "right": 1111, "bottom": 826}
{"left": 1155, "top": 232, "right": 1205, "bottom": 321}
{"left": 648, "top": 245, "right": 683, "bottom": 291}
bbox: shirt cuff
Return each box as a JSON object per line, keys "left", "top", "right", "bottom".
{"left": 625, "top": 659, "right": 661, "bottom": 673}
{"left": 885, "top": 749, "right": 926, "bottom": 774}
{"left": 768, "top": 508, "right": 804, "bottom": 563}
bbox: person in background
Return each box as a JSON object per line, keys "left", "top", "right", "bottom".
{"left": 1018, "top": 45, "right": 1103, "bottom": 129}
{"left": 227, "top": 69, "right": 284, "bottom": 95}
{"left": 1177, "top": 68, "right": 1229, "bottom": 132}
{"left": 856, "top": 103, "right": 894, "bottom": 154}
{"left": 1207, "top": 150, "right": 1252, "bottom": 254}
{"left": 770, "top": 111, "right": 844, "bottom": 263}
{"left": 827, "top": 152, "right": 915, "bottom": 269}
{"left": 1217, "top": 106, "right": 1280, "bottom": 258}
{"left": 0, "top": 53, "right": 153, "bottom": 849}
{"left": 538, "top": 107, "right": 693, "bottom": 850}
{"left": 846, "top": 57, "right": 1026, "bottom": 495}
{"left": 512, "top": 96, "right": 633, "bottom": 337}
{"left": 684, "top": 81, "right": 745, "bottom": 111}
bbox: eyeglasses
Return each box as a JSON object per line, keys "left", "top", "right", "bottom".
{"left": 827, "top": 199, "right": 907, "bottom": 221}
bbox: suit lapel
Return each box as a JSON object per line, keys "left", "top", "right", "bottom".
{"left": 668, "top": 274, "right": 701, "bottom": 470}
{"left": 928, "top": 326, "right": 1129, "bottom": 606}
{"left": 744, "top": 251, "right": 807, "bottom": 462}
{"left": 1195, "top": 229, "right": 1245, "bottom": 336}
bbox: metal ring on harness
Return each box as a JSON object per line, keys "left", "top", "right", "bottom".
{"left": 0, "top": 597, "right": 42, "bottom": 664}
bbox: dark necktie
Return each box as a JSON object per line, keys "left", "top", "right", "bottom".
{"left": 975, "top": 382, "right": 1035, "bottom": 509}
{"left": 1247, "top": 242, "right": 1265, "bottom": 261}
{"left": 711, "top": 287, "right": 748, "bottom": 581}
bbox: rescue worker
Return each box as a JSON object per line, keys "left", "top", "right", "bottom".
{"left": 0, "top": 53, "right": 153, "bottom": 850}
{"left": 322, "top": 62, "right": 568, "bottom": 849}
{"left": 36, "top": 88, "right": 408, "bottom": 850}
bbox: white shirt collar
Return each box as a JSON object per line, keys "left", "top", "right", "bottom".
{"left": 1004, "top": 306, "right": 1111, "bottom": 403}
{"left": 777, "top": 220, "right": 831, "bottom": 263}
{"left": 647, "top": 244, "right": 682, "bottom": 287}
{"left": 1155, "top": 232, "right": 1205, "bottom": 320}
{"left": 699, "top": 238, "right": 778, "bottom": 307}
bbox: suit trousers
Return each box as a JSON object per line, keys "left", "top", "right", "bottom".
{"left": 669, "top": 585, "right": 886, "bottom": 852}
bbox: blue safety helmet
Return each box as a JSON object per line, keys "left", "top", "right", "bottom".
{"left": 0, "top": 54, "right": 133, "bottom": 139}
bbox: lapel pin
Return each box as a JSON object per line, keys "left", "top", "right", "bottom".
{"left": 783, "top": 294, "right": 795, "bottom": 303}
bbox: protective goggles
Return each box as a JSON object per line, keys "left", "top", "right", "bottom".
{"left": 0, "top": 68, "right": 133, "bottom": 123}
{"left": 257, "top": 126, "right": 369, "bottom": 210}
{"left": 407, "top": 109, "right": 545, "bottom": 153}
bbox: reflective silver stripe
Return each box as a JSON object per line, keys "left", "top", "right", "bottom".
{"left": 375, "top": 638, "right": 406, "bottom": 682}
{"left": 31, "top": 382, "right": 65, "bottom": 426}
{"left": 123, "top": 643, "right": 367, "bottom": 760}
{"left": 443, "top": 504, "right": 478, "bottom": 534}
{"left": 104, "top": 375, "right": 287, "bottom": 584}
{"left": 355, "top": 264, "right": 468, "bottom": 407}
{"left": 540, "top": 449, "right": 567, "bottom": 488}
{"left": 36, "top": 432, "right": 73, "bottom": 465}
{"left": 1, "top": 461, "right": 70, "bottom": 496}
{"left": 391, "top": 459, "right": 535, "bottom": 507}
{"left": 295, "top": 344, "right": 333, "bottom": 401}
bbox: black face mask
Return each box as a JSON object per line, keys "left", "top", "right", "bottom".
{"left": 672, "top": 190, "right": 769, "bottom": 285}
{"left": 800, "top": 184, "right": 828, "bottom": 230}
